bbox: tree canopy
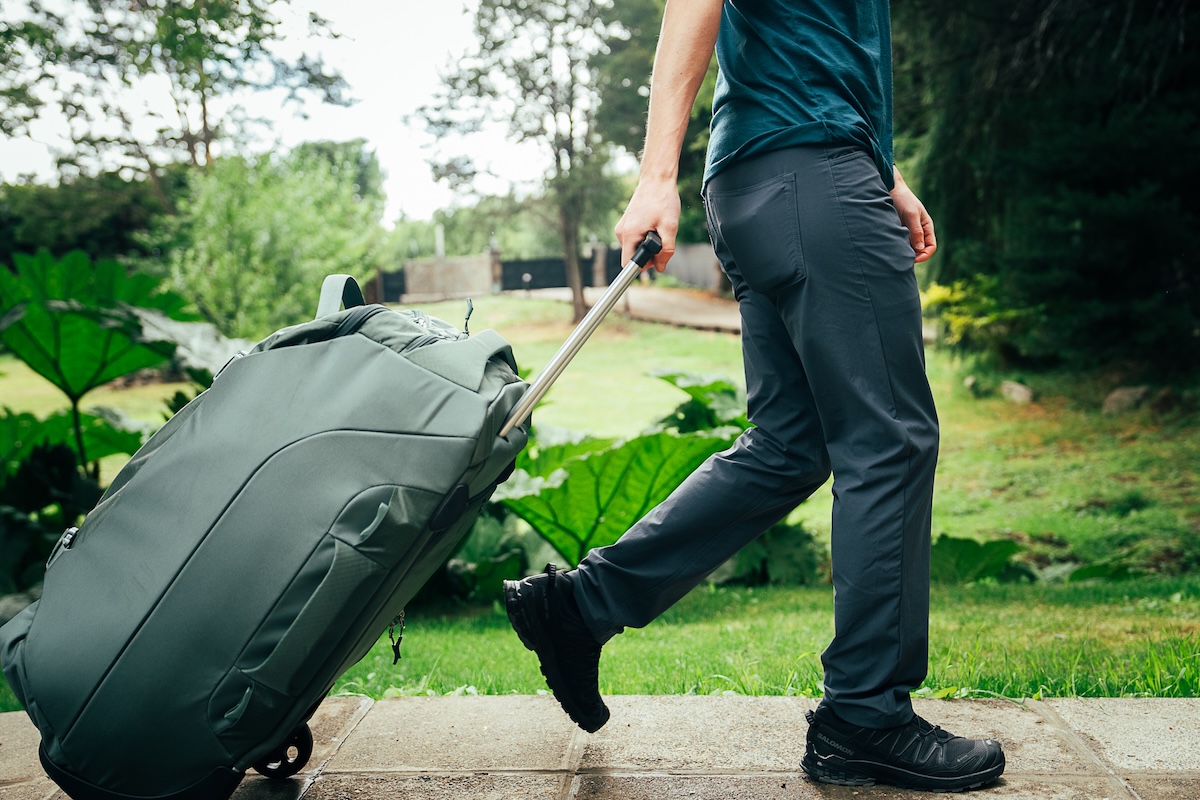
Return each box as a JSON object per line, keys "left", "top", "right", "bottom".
{"left": 894, "top": 0, "right": 1198, "bottom": 375}
{"left": 418, "top": 0, "right": 624, "bottom": 321}
{"left": 158, "top": 144, "right": 385, "bottom": 338}
{"left": 590, "top": 0, "right": 715, "bottom": 243}
{"left": 1, "top": 0, "right": 349, "bottom": 207}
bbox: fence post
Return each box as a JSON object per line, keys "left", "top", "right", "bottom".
{"left": 490, "top": 239, "right": 502, "bottom": 294}
{"left": 591, "top": 239, "right": 607, "bottom": 288}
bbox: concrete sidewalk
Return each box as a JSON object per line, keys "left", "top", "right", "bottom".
{"left": 3, "top": 696, "right": 1198, "bottom": 799}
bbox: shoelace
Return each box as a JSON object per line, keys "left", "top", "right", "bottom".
{"left": 912, "top": 715, "right": 954, "bottom": 742}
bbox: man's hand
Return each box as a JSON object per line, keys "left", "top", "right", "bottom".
{"left": 615, "top": 176, "right": 680, "bottom": 272}
{"left": 891, "top": 168, "right": 937, "bottom": 263}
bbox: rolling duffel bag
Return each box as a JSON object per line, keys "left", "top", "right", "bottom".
{"left": 0, "top": 232, "right": 661, "bottom": 799}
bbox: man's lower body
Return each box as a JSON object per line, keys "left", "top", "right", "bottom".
{"left": 505, "top": 145, "right": 1004, "bottom": 791}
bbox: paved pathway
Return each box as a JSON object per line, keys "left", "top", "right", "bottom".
{"left": 524, "top": 285, "right": 742, "bottom": 334}
{"left": 3, "top": 696, "right": 1198, "bottom": 799}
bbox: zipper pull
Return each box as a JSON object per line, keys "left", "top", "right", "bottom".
{"left": 213, "top": 350, "right": 247, "bottom": 380}
{"left": 463, "top": 298, "right": 474, "bottom": 336}
{"left": 388, "top": 610, "right": 405, "bottom": 665}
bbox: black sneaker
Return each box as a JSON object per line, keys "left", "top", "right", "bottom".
{"left": 801, "top": 704, "right": 1005, "bottom": 793}
{"left": 504, "top": 564, "right": 610, "bottom": 732}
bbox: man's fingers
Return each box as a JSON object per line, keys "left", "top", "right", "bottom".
{"left": 901, "top": 207, "right": 937, "bottom": 263}
{"left": 908, "top": 218, "right": 925, "bottom": 253}
{"left": 914, "top": 214, "right": 937, "bottom": 263}
{"left": 618, "top": 227, "right": 674, "bottom": 271}
{"left": 650, "top": 244, "right": 674, "bottom": 272}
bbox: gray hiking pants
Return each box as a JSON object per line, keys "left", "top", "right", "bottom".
{"left": 571, "top": 144, "right": 938, "bottom": 729}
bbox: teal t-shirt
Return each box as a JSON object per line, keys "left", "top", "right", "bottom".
{"left": 705, "top": 0, "right": 895, "bottom": 189}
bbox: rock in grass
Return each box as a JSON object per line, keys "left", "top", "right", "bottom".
{"left": 1102, "top": 385, "right": 1151, "bottom": 415}
{"left": 1000, "top": 380, "right": 1034, "bottom": 405}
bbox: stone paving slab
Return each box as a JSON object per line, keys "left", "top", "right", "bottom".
{"left": 571, "top": 774, "right": 1131, "bottom": 800}
{"left": 1041, "top": 698, "right": 1200, "bottom": 773}
{"left": 580, "top": 695, "right": 811, "bottom": 773}
{"left": 4, "top": 697, "right": 1200, "bottom": 799}
{"left": 324, "top": 695, "right": 579, "bottom": 773}
{"left": 0, "top": 709, "right": 54, "bottom": 800}
{"left": 306, "top": 773, "right": 565, "bottom": 800}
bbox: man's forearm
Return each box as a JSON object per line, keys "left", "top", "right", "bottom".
{"left": 615, "top": 0, "right": 723, "bottom": 268}
{"left": 639, "top": 0, "right": 724, "bottom": 182}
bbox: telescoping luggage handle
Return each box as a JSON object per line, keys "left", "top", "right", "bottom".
{"left": 499, "top": 231, "right": 663, "bottom": 438}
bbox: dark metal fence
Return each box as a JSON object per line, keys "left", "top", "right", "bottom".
{"left": 376, "top": 248, "right": 631, "bottom": 302}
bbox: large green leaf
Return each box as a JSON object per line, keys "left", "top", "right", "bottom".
{"left": 516, "top": 426, "right": 617, "bottom": 478}
{"left": 496, "top": 429, "right": 737, "bottom": 566}
{"left": 0, "top": 409, "right": 43, "bottom": 485}
{"left": 0, "top": 250, "right": 190, "bottom": 403}
{"left": 930, "top": 535, "right": 1024, "bottom": 584}
{"left": 0, "top": 407, "right": 145, "bottom": 489}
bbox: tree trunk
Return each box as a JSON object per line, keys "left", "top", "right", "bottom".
{"left": 561, "top": 206, "right": 586, "bottom": 323}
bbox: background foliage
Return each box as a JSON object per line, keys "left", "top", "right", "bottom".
{"left": 1, "top": 0, "right": 1197, "bottom": 599}
{"left": 893, "top": 0, "right": 1198, "bottom": 376}
{"left": 150, "top": 144, "right": 385, "bottom": 338}
{"left": 1, "top": 0, "right": 348, "bottom": 196}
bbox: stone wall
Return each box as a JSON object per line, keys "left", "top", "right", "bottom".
{"left": 399, "top": 252, "right": 496, "bottom": 301}
{"left": 661, "top": 243, "right": 723, "bottom": 292}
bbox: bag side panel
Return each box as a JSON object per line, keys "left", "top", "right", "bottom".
{"left": 25, "top": 336, "right": 484, "bottom": 796}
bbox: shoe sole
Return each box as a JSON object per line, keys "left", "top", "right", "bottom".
{"left": 801, "top": 751, "right": 1005, "bottom": 793}
{"left": 503, "top": 578, "right": 610, "bottom": 733}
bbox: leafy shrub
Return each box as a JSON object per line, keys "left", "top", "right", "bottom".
{"left": 408, "top": 512, "right": 518, "bottom": 606}
{"left": 930, "top": 535, "right": 1032, "bottom": 584}
{"left": 646, "top": 370, "right": 748, "bottom": 433}
{"left": 157, "top": 154, "right": 383, "bottom": 339}
{"left": 713, "top": 520, "right": 827, "bottom": 587}
{"left": 921, "top": 277, "right": 1040, "bottom": 366}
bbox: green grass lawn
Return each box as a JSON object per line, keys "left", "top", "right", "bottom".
{"left": 329, "top": 577, "right": 1199, "bottom": 701}
{"left": 1, "top": 292, "right": 1197, "bottom": 714}
{"left": 434, "top": 295, "right": 1199, "bottom": 573}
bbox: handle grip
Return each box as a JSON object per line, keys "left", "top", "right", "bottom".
{"left": 630, "top": 230, "right": 663, "bottom": 268}
{"left": 498, "top": 232, "right": 661, "bottom": 437}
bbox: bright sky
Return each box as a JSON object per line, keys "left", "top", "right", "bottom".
{"left": 0, "top": 0, "right": 552, "bottom": 222}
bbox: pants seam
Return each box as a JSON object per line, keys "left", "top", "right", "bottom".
{"left": 823, "top": 147, "right": 921, "bottom": 721}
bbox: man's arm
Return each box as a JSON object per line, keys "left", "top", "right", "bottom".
{"left": 615, "top": 0, "right": 725, "bottom": 271}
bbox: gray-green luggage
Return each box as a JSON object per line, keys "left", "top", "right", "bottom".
{"left": 0, "top": 276, "right": 529, "bottom": 799}
{"left": 0, "top": 233, "right": 660, "bottom": 800}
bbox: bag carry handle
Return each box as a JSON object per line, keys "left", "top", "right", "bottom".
{"left": 317, "top": 274, "right": 366, "bottom": 318}
{"left": 499, "top": 231, "right": 662, "bottom": 437}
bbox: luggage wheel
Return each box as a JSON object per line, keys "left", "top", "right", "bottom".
{"left": 253, "top": 723, "right": 314, "bottom": 779}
